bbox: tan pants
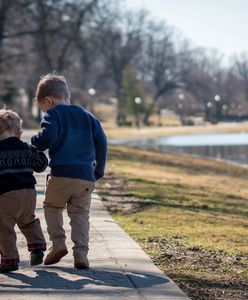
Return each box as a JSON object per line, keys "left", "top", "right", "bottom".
{"left": 44, "top": 176, "right": 95, "bottom": 264}
{"left": 0, "top": 189, "right": 46, "bottom": 265}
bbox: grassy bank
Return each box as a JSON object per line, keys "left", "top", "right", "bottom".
{"left": 97, "top": 145, "right": 248, "bottom": 299}
{"left": 104, "top": 121, "right": 248, "bottom": 139}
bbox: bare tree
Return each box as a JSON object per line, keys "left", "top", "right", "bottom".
{"left": 137, "top": 22, "right": 185, "bottom": 124}
{"left": 182, "top": 49, "right": 224, "bottom": 120}
{"left": 233, "top": 53, "right": 248, "bottom": 102}
{"left": 140, "top": 22, "right": 182, "bottom": 102}
{"left": 22, "top": 0, "right": 98, "bottom": 73}
{"left": 96, "top": 9, "right": 147, "bottom": 95}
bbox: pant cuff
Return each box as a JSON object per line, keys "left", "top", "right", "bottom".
{"left": 1, "top": 258, "right": 19, "bottom": 265}
{"left": 28, "top": 243, "right": 47, "bottom": 252}
{"left": 74, "top": 251, "right": 89, "bottom": 264}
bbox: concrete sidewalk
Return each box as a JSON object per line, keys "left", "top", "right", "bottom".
{"left": 0, "top": 172, "right": 190, "bottom": 300}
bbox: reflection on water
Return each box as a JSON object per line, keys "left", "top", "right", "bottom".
{"left": 154, "top": 144, "right": 248, "bottom": 165}
{"left": 156, "top": 133, "right": 248, "bottom": 146}
{"left": 114, "top": 133, "right": 248, "bottom": 165}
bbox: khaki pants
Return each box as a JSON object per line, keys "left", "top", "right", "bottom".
{"left": 44, "top": 176, "right": 95, "bottom": 264}
{"left": 0, "top": 189, "right": 46, "bottom": 265}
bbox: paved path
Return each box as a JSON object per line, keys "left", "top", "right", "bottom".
{"left": 0, "top": 141, "right": 190, "bottom": 299}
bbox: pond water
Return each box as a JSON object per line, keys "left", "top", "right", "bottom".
{"left": 111, "top": 133, "right": 248, "bottom": 165}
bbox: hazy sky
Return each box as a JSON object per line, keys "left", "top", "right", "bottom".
{"left": 125, "top": 0, "right": 248, "bottom": 59}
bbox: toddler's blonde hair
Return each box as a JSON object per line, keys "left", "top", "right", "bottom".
{"left": 0, "top": 109, "right": 22, "bottom": 135}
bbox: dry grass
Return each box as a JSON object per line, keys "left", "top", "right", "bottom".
{"left": 105, "top": 145, "right": 248, "bottom": 254}
{"left": 97, "top": 145, "right": 248, "bottom": 299}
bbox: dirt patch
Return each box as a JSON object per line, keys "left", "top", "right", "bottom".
{"left": 97, "top": 173, "right": 144, "bottom": 214}
{"left": 142, "top": 237, "right": 248, "bottom": 300}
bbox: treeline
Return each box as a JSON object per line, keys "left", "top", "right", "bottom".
{"left": 0, "top": 0, "right": 248, "bottom": 125}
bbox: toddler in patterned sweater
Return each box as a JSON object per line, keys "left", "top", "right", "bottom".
{"left": 0, "top": 109, "right": 48, "bottom": 273}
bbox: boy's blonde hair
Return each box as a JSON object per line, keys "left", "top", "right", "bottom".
{"left": 34, "top": 74, "right": 70, "bottom": 103}
{"left": 0, "top": 109, "right": 22, "bottom": 135}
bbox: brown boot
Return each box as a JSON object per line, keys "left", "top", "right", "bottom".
{"left": 44, "top": 246, "right": 68, "bottom": 265}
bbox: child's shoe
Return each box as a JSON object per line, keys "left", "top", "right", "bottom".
{"left": 74, "top": 262, "right": 89, "bottom": 270}
{"left": 74, "top": 253, "right": 89, "bottom": 270}
{"left": 30, "top": 249, "right": 44, "bottom": 266}
{"left": 0, "top": 264, "right": 18, "bottom": 273}
{"left": 44, "top": 247, "right": 68, "bottom": 265}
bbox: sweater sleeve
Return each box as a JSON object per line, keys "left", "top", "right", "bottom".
{"left": 91, "top": 117, "right": 108, "bottom": 180}
{"left": 31, "top": 110, "right": 59, "bottom": 151}
{"left": 30, "top": 145, "right": 48, "bottom": 173}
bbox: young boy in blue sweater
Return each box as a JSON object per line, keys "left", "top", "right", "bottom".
{"left": 31, "top": 74, "right": 107, "bottom": 269}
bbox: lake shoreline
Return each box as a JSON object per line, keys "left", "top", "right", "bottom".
{"left": 105, "top": 121, "right": 248, "bottom": 139}
{"left": 109, "top": 129, "right": 248, "bottom": 167}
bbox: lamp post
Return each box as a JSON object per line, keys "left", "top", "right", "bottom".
{"left": 206, "top": 101, "right": 213, "bottom": 122}
{"left": 178, "top": 93, "right": 185, "bottom": 124}
{"left": 222, "top": 104, "right": 228, "bottom": 117}
{"left": 134, "top": 97, "right": 142, "bottom": 128}
{"left": 134, "top": 97, "right": 142, "bottom": 104}
{"left": 178, "top": 93, "right": 185, "bottom": 101}
{"left": 88, "top": 88, "right": 96, "bottom": 113}
{"left": 238, "top": 104, "right": 242, "bottom": 117}
{"left": 214, "top": 94, "right": 221, "bottom": 121}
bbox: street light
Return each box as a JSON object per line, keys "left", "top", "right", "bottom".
{"left": 88, "top": 88, "right": 96, "bottom": 96}
{"left": 178, "top": 93, "right": 185, "bottom": 123}
{"left": 222, "top": 104, "right": 228, "bottom": 111}
{"left": 205, "top": 101, "right": 213, "bottom": 122}
{"left": 207, "top": 102, "right": 213, "bottom": 108}
{"left": 88, "top": 88, "right": 96, "bottom": 112}
{"left": 178, "top": 93, "right": 185, "bottom": 101}
{"left": 134, "top": 97, "right": 142, "bottom": 104}
{"left": 214, "top": 94, "right": 221, "bottom": 121}
{"left": 134, "top": 97, "right": 142, "bottom": 128}
{"left": 214, "top": 94, "right": 221, "bottom": 102}
{"left": 222, "top": 104, "right": 228, "bottom": 117}
{"left": 238, "top": 104, "right": 242, "bottom": 117}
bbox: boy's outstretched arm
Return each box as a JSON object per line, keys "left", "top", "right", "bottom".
{"left": 92, "top": 117, "right": 107, "bottom": 180}
{"left": 30, "top": 145, "right": 48, "bottom": 173}
{"left": 31, "top": 111, "right": 58, "bottom": 151}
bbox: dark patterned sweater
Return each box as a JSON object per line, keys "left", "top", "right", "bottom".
{"left": 0, "top": 137, "right": 48, "bottom": 195}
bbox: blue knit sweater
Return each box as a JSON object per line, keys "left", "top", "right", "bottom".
{"left": 31, "top": 104, "right": 107, "bottom": 182}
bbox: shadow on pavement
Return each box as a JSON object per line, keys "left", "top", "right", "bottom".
{"left": 0, "top": 267, "right": 169, "bottom": 293}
